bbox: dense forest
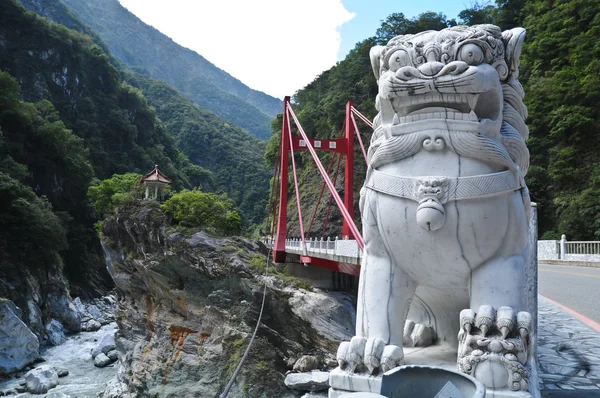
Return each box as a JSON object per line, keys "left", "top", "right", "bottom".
{"left": 0, "top": 0, "right": 271, "bottom": 306}
{"left": 51, "top": 0, "right": 281, "bottom": 139}
{"left": 268, "top": 0, "right": 600, "bottom": 240}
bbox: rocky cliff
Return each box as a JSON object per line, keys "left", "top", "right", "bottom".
{"left": 100, "top": 200, "right": 354, "bottom": 397}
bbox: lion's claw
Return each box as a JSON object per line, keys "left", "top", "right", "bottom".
{"left": 458, "top": 305, "right": 531, "bottom": 391}
{"left": 337, "top": 337, "right": 403, "bottom": 374}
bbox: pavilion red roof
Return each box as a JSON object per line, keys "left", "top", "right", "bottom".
{"left": 140, "top": 166, "right": 172, "bottom": 184}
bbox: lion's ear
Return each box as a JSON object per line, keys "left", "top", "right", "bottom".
{"left": 502, "top": 28, "right": 526, "bottom": 78}
{"left": 370, "top": 46, "right": 384, "bottom": 80}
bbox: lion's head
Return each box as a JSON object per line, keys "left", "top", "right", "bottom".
{"left": 368, "top": 25, "right": 529, "bottom": 177}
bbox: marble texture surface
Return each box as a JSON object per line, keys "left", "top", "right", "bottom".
{"left": 335, "top": 24, "right": 538, "bottom": 398}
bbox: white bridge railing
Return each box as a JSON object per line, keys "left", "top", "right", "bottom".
{"left": 262, "top": 237, "right": 362, "bottom": 265}
{"left": 565, "top": 241, "right": 600, "bottom": 255}
{"left": 538, "top": 235, "right": 600, "bottom": 262}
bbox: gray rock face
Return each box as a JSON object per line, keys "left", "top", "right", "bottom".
{"left": 288, "top": 290, "right": 355, "bottom": 342}
{"left": 98, "top": 202, "right": 354, "bottom": 398}
{"left": 284, "top": 371, "right": 330, "bottom": 391}
{"left": 294, "top": 355, "right": 321, "bottom": 372}
{"left": 72, "top": 297, "right": 86, "bottom": 315}
{"left": 93, "top": 353, "right": 113, "bottom": 368}
{"left": 45, "top": 319, "right": 66, "bottom": 346}
{"left": 92, "top": 333, "right": 115, "bottom": 359}
{"left": 0, "top": 300, "right": 40, "bottom": 374}
{"left": 25, "top": 365, "right": 59, "bottom": 394}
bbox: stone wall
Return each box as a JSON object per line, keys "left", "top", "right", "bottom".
{"left": 538, "top": 240, "right": 559, "bottom": 260}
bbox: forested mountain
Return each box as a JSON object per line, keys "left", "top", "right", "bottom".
{"left": 122, "top": 71, "right": 270, "bottom": 224}
{"left": 269, "top": 0, "right": 600, "bottom": 240}
{"left": 0, "top": 0, "right": 198, "bottom": 297}
{"left": 0, "top": 0, "right": 270, "bottom": 320}
{"left": 16, "top": 0, "right": 270, "bottom": 224}
{"left": 45, "top": 0, "right": 281, "bottom": 140}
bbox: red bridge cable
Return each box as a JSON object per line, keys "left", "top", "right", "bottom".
{"left": 286, "top": 103, "right": 364, "bottom": 250}
{"left": 286, "top": 111, "right": 307, "bottom": 250}
{"left": 351, "top": 113, "right": 369, "bottom": 165}
{"left": 322, "top": 150, "right": 343, "bottom": 237}
{"left": 266, "top": 137, "right": 282, "bottom": 239}
{"left": 351, "top": 106, "right": 373, "bottom": 128}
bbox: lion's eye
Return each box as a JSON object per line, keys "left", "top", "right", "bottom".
{"left": 388, "top": 50, "right": 410, "bottom": 71}
{"left": 458, "top": 44, "right": 484, "bottom": 65}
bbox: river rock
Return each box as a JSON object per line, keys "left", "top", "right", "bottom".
{"left": 91, "top": 333, "right": 115, "bottom": 358}
{"left": 285, "top": 371, "right": 330, "bottom": 391}
{"left": 293, "top": 355, "right": 321, "bottom": 372}
{"left": 45, "top": 319, "right": 66, "bottom": 346}
{"left": 86, "top": 305, "right": 102, "bottom": 320}
{"left": 25, "top": 365, "right": 59, "bottom": 394}
{"left": 45, "top": 294, "right": 81, "bottom": 333}
{"left": 0, "top": 300, "right": 40, "bottom": 374}
{"left": 106, "top": 350, "right": 118, "bottom": 361}
{"left": 54, "top": 366, "right": 69, "bottom": 377}
{"left": 93, "top": 353, "right": 112, "bottom": 368}
{"left": 82, "top": 319, "right": 101, "bottom": 332}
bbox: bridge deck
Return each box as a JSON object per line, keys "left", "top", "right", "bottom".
{"left": 264, "top": 238, "right": 362, "bottom": 275}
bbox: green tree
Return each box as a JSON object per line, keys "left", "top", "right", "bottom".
{"left": 88, "top": 173, "right": 144, "bottom": 219}
{"left": 519, "top": 0, "right": 600, "bottom": 239}
{"left": 375, "top": 12, "right": 456, "bottom": 44}
{"left": 162, "top": 189, "right": 241, "bottom": 234}
{"left": 0, "top": 172, "right": 67, "bottom": 262}
{"left": 458, "top": 2, "right": 498, "bottom": 25}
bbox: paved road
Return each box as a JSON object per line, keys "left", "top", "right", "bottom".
{"left": 539, "top": 263, "right": 600, "bottom": 324}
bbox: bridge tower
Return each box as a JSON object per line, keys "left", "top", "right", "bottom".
{"left": 272, "top": 97, "right": 359, "bottom": 263}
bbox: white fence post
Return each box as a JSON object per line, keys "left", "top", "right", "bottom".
{"left": 560, "top": 235, "right": 567, "bottom": 260}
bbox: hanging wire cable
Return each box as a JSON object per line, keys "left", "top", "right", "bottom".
{"left": 219, "top": 247, "right": 270, "bottom": 398}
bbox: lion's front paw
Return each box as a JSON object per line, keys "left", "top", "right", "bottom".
{"left": 403, "top": 320, "right": 434, "bottom": 347}
{"left": 457, "top": 305, "right": 531, "bottom": 391}
{"left": 337, "top": 336, "right": 403, "bottom": 375}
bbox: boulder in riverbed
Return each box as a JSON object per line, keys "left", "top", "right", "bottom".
{"left": 25, "top": 365, "right": 59, "bottom": 394}
{"left": 44, "top": 319, "right": 66, "bottom": 346}
{"left": 0, "top": 299, "right": 40, "bottom": 375}
{"left": 94, "top": 353, "right": 113, "bottom": 368}
{"left": 91, "top": 333, "right": 115, "bottom": 359}
{"left": 82, "top": 319, "right": 101, "bottom": 332}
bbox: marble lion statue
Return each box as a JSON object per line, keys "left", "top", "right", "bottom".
{"left": 336, "top": 25, "right": 535, "bottom": 393}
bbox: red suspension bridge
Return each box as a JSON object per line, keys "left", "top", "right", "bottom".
{"left": 263, "top": 97, "right": 373, "bottom": 277}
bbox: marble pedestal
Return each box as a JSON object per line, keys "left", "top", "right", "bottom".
{"left": 328, "top": 344, "right": 533, "bottom": 398}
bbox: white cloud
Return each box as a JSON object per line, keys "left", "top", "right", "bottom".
{"left": 119, "top": 0, "right": 355, "bottom": 99}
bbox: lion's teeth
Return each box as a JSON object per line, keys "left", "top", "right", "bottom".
{"left": 393, "top": 114, "right": 400, "bottom": 125}
{"left": 467, "top": 94, "right": 479, "bottom": 110}
{"left": 469, "top": 110, "right": 478, "bottom": 121}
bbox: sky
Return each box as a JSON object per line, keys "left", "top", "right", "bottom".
{"left": 119, "top": 0, "right": 469, "bottom": 100}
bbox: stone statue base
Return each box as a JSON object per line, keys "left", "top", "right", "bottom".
{"left": 329, "top": 344, "right": 535, "bottom": 398}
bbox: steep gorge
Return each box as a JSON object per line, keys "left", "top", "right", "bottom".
{"left": 100, "top": 201, "right": 354, "bottom": 397}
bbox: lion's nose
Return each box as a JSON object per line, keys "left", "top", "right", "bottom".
{"left": 418, "top": 62, "right": 444, "bottom": 76}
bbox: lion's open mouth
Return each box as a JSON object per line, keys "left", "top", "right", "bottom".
{"left": 390, "top": 90, "right": 501, "bottom": 126}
